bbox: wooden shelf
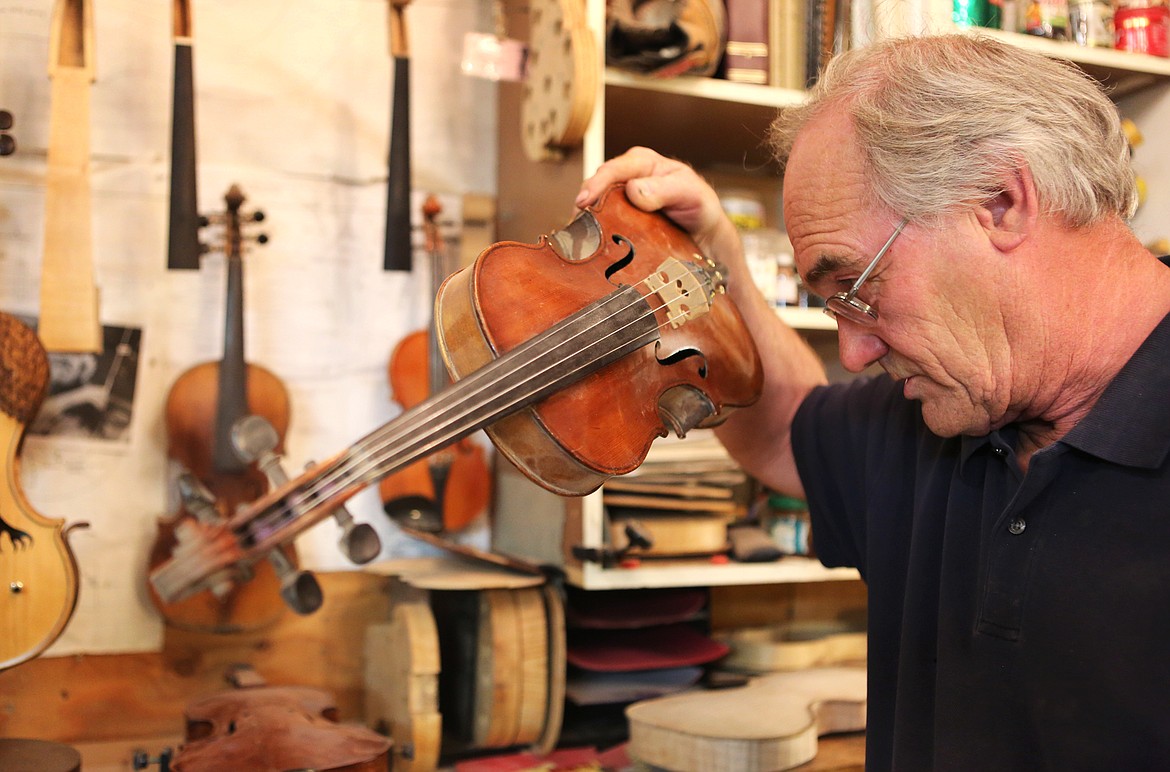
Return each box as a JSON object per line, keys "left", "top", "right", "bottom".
{"left": 778, "top": 306, "right": 837, "bottom": 331}
{"left": 567, "top": 555, "right": 860, "bottom": 590}
{"left": 607, "top": 30, "right": 1170, "bottom": 107}
{"left": 958, "top": 29, "right": 1170, "bottom": 97}
{"left": 605, "top": 68, "right": 805, "bottom": 109}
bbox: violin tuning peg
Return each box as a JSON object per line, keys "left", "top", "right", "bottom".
{"left": 254, "top": 233, "right": 269, "bottom": 245}
{"left": 251, "top": 210, "right": 265, "bottom": 222}
{"left": 176, "top": 472, "right": 221, "bottom": 524}
{"left": 267, "top": 548, "right": 323, "bottom": 615}
{"left": 231, "top": 415, "right": 289, "bottom": 487}
{"left": 333, "top": 507, "right": 382, "bottom": 565}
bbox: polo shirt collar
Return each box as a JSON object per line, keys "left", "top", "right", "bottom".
{"left": 1060, "top": 306, "right": 1170, "bottom": 468}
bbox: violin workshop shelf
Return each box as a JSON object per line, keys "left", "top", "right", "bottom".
{"left": 491, "top": 430, "right": 859, "bottom": 591}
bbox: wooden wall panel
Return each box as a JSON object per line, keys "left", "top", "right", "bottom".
{"left": 0, "top": 571, "right": 392, "bottom": 745}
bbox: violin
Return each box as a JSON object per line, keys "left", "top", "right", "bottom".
{"left": 172, "top": 686, "right": 391, "bottom": 772}
{"left": 379, "top": 194, "right": 491, "bottom": 533}
{"left": 148, "top": 184, "right": 297, "bottom": 632}
{"left": 0, "top": 314, "right": 83, "bottom": 671}
{"left": 149, "top": 184, "right": 763, "bottom": 604}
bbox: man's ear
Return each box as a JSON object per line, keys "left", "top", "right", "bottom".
{"left": 974, "top": 163, "right": 1037, "bottom": 252}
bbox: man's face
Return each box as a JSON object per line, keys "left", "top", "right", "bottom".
{"left": 781, "top": 112, "right": 1016, "bottom": 438}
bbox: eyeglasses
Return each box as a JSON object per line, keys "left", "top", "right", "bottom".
{"left": 823, "top": 218, "right": 909, "bottom": 326}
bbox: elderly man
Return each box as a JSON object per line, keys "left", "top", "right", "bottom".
{"left": 576, "top": 33, "right": 1170, "bottom": 770}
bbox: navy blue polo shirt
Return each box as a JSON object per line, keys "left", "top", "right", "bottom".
{"left": 792, "top": 300, "right": 1170, "bottom": 769}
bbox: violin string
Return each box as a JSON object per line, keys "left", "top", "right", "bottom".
{"left": 230, "top": 262, "right": 711, "bottom": 552}
{"left": 169, "top": 267, "right": 714, "bottom": 585}
{"left": 270, "top": 264, "right": 715, "bottom": 521}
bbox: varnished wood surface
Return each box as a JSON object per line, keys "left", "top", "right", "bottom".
{"left": 0, "top": 571, "right": 391, "bottom": 745}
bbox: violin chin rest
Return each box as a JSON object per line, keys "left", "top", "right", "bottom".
{"left": 657, "top": 384, "right": 716, "bottom": 438}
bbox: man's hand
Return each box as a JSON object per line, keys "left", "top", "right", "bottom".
{"left": 575, "top": 146, "right": 735, "bottom": 260}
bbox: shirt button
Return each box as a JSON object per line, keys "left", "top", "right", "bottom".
{"left": 1008, "top": 518, "right": 1026, "bottom": 535}
{"left": 993, "top": 446, "right": 1008, "bottom": 457}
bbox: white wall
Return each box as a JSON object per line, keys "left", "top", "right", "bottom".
{"left": 0, "top": 0, "right": 498, "bottom": 654}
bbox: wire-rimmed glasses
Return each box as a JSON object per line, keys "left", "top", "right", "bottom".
{"left": 823, "top": 218, "right": 909, "bottom": 326}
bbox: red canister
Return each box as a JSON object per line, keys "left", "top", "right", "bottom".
{"left": 1115, "top": 2, "right": 1170, "bottom": 57}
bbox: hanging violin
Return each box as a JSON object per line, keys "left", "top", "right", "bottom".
{"left": 379, "top": 194, "right": 491, "bottom": 533}
{"left": 149, "top": 184, "right": 763, "bottom": 605}
{"left": 147, "top": 184, "right": 299, "bottom": 631}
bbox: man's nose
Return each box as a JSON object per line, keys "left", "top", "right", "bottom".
{"left": 835, "top": 320, "right": 888, "bottom": 373}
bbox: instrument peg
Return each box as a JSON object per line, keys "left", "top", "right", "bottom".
{"left": 301, "top": 458, "right": 383, "bottom": 565}
{"left": 176, "top": 471, "right": 221, "bottom": 525}
{"left": 253, "top": 233, "right": 269, "bottom": 245}
{"left": 251, "top": 210, "right": 265, "bottom": 222}
{"left": 171, "top": 519, "right": 240, "bottom": 600}
{"left": 231, "top": 414, "right": 289, "bottom": 485}
{"left": 334, "top": 508, "right": 382, "bottom": 565}
{"left": 0, "top": 109, "right": 14, "bottom": 156}
{"left": 267, "top": 547, "right": 323, "bottom": 615}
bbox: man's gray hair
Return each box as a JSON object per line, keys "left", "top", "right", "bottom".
{"left": 768, "top": 34, "right": 1138, "bottom": 226}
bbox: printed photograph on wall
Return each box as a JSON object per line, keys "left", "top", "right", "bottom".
{"left": 28, "top": 323, "right": 143, "bottom": 442}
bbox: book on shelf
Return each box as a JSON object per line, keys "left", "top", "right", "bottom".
{"left": 770, "top": 0, "right": 808, "bottom": 90}
{"left": 725, "top": 0, "right": 772, "bottom": 84}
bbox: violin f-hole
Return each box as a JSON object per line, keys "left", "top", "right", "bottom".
{"left": 604, "top": 234, "right": 635, "bottom": 283}
{"left": 655, "top": 343, "right": 709, "bottom": 378}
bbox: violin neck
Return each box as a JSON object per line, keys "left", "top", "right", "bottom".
{"left": 213, "top": 251, "right": 248, "bottom": 473}
{"left": 236, "top": 283, "right": 660, "bottom": 554}
{"left": 39, "top": 0, "right": 101, "bottom": 354}
{"left": 150, "top": 255, "right": 719, "bottom": 604}
{"left": 166, "top": 1, "right": 201, "bottom": 271}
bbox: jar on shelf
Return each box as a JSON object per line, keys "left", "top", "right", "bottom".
{"left": 1025, "top": 0, "right": 1070, "bottom": 39}
{"left": 765, "top": 493, "right": 814, "bottom": 557}
{"left": 1069, "top": 0, "right": 1114, "bottom": 45}
{"left": 720, "top": 189, "right": 766, "bottom": 230}
{"left": 741, "top": 228, "right": 788, "bottom": 306}
{"left": 1114, "top": 0, "right": 1170, "bottom": 57}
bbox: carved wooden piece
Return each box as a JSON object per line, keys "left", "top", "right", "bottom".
{"left": 626, "top": 667, "right": 867, "bottom": 771}
{"left": 0, "top": 314, "right": 80, "bottom": 671}
{"left": 521, "top": 0, "right": 597, "bottom": 162}
{"left": 40, "top": 0, "right": 101, "bottom": 353}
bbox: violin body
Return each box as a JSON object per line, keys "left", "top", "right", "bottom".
{"left": 148, "top": 184, "right": 296, "bottom": 632}
{"left": 172, "top": 686, "right": 391, "bottom": 772}
{"left": 435, "top": 184, "right": 763, "bottom": 495}
{"left": 0, "top": 313, "right": 80, "bottom": 671}
{"left": 378, "top": 330, "right": 491, "bottom": 532}
{"left": 148, "top": 360, "right": 292, "bottom": 632}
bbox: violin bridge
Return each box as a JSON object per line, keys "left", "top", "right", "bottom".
{"left": 644, "top": 257, "right": 712, "bottom": 328}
